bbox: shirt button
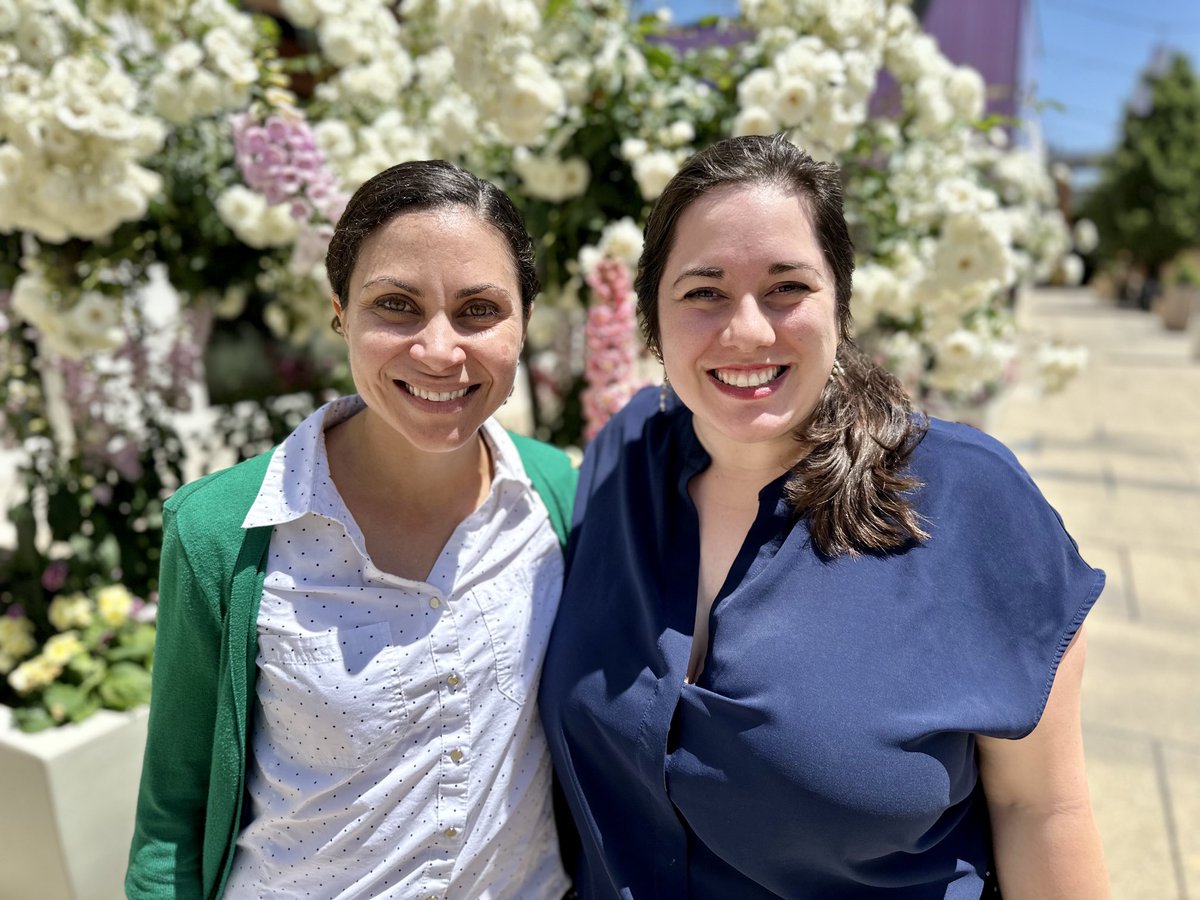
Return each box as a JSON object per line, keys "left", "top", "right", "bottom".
{"left": 446, "top": 673, "right": 460, "bottom": 687}
{"left": 429, "top": 597, "right": 441, "bottom": 609}
{"left": 444, "top": 827, "right": 459, "bottom": 838}
{"left": 449, "top": 748, "right": 465, "bottom": 763}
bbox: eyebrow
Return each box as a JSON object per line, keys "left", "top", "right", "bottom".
{"left": 360, "top": 276, "right": 514, "bottom": 300}
{"left": 671, "top": 261, "right": 823, "bottom": 288}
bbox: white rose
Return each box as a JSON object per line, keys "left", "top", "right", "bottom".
{"left": 632, "top": 151, "right": 679, "bottom": 201}
{"left": 661, "top": 120, "right": 695, "bottom": 147}
{"left": 1073, "top": 218, "right": 1099, "bottom": 254}
{"left": 598, "top": 217, "right": 644, "bottom": 270}
{"left": 187, "top": 68, "right": 227, "bottom": 119}
{"left": 16, "top": 14, "right": 65, "bottom": 66}
{"left": 319, "top": 19, "right": 365, "bottom": 68}
{"left": 0, "top": 0, "right": 18, "bottom": 32}
{"left": 216, "top": 185, "right": 268, "bottom": 232}
{"left": 428, "top": 96, "right": 478, "bottom": 156}
{"left": 774, "top": 76, "right": 817, "bottom": 127}
{"left": 280, "top": 0, "right": 322, "bottom": 28}
{"left": 620, "top": 137, "right": 649, "bottom": 161}
{"left": 733, "top": 106, "right": 777, "bottom": 137}
{"left": 946, "top": 65, "right": 985, "bottom": 121}
{"left": 163, "top": 40, "right": 204, "bottom": 75}
{"left": 737, "top": 68, "right": 777, "bottom": 110}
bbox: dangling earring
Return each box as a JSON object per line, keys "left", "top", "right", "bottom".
{"left": 659, "top": 372, "right": 671, "bottom": 413}
{"left": 830, "top": 358, "right": 845, "bottom": 380}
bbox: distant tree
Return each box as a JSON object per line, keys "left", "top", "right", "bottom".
{"left": 1083, "top": 52, "right": 1200, "bottom": 277}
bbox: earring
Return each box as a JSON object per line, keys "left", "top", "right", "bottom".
{"left": 830, "top": 358, "right": 845, "bottom": 379}
{"left": 659, "top": 372, "right": 671, "bottom": 413}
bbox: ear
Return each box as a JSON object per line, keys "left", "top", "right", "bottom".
{"left": 331, "top": 294, "right": 346, "bottom": 336}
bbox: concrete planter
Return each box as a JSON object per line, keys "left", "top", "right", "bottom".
{"left": 1187, "top": 289, "right": 1200, "bottom": 360}
{"left": 1156, "top": 286, "right": 1194, "bottom": 331}
{"left": 0, "top": 705, "right": 148, "bottom": 900}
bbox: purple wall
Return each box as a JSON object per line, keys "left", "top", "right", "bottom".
{"left": 922, "top": 0, "right": 1028, "bottom": 119}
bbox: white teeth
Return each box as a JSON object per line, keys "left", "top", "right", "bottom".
{"left": 713, "top": 366, "right": 783, "bottom": 388}
{"left": 404, "top": 384, "right": 470, "bottom": 402}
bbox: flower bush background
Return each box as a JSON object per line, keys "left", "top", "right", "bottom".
{"left": 0, "top": 0, "right": 1084, "bottom": 728}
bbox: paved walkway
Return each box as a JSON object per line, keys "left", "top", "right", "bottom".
{"left": 992, "top": 286, "right": 1200, "bottom": 900}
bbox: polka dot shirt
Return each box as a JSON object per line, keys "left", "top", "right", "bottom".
{"left": 224, "top": 396, "right": 570, "bottom": 900}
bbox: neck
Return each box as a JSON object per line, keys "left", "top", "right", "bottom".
{"left": 326, "top": 408, "right": 491, "bottom": 511}
{"left": 693, "top": 420, "right": 796, "bottom": 496}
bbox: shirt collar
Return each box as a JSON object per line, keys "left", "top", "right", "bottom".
{"left": 242, "top": 396, "right": 532, "bottom": 530}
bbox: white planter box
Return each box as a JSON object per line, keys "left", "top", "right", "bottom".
{"left": 0, "top": 706, "right": 149, "bottom": 900}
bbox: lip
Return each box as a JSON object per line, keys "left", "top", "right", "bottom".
{"left": 706, "top": 365, "right": 789, "bottom": 399}
{"left": 395, "top": 380, "right": 480, "bottom": 412}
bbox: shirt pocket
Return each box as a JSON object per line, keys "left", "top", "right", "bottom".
{"left": 255, "top": 622, "right": 405, "bottom": 769}
{"left": 471, "top": 548, "right": 562, "bottom": 708}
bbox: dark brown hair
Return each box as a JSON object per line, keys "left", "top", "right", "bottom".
{"left": 634, "top": 134, "right": 928, "bottom": 557}
{"left": 325, "top": 160, "right": 539, "bottom": 330}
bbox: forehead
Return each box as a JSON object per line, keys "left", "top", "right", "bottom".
{"left": 665, "top": 183, "right": 825, "bottom": 270}
{"left": 352, "top": 206, "right": 516, "bottom": 279}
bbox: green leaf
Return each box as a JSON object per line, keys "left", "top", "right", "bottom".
{"left": 42, "top": 683, "right": 91, "bottom": 723}
{"left": 13, "top": 706, "right": 56, "bottom": 733}
{"left": 97, "top": 662, "right": 153, "bottom": 711}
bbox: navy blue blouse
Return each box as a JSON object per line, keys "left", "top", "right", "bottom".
{"left": 540, "top": 387, "right": 1104, "bottom": 899}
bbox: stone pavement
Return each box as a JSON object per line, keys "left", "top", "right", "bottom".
{"left": 992, "top": 286, "right": 1200, "bottom": 900}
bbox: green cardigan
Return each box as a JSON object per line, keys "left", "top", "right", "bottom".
{"left": 125, "top": 434, "right": 577, "bottom": 900}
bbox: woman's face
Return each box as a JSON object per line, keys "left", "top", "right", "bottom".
{"left": 656, "top": 183, "right": 839, "bottom": 462}
{"left": 334, "top": 206, "right": 527, "bottom": 455}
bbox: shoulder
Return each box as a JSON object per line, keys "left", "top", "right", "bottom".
{"left": 164, "top": 449, "right": 275, "bottom": 536}
{"left": 910, "top": 417, "right": 1036, "bottom": 500}
{"left": 505, "top": 430, "right": 577, "bottom": 484}
{"left": 584, "top": 385, "right": 672, "bottom": 473}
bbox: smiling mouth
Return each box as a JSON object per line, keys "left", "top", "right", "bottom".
{"left": 710, "top": 366, "right": 787, "bottom": 388}
{"left": 399, "top": 382, "right": 476, "bottom": 402}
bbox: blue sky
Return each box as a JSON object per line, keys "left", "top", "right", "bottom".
{"left": 657, "top": 0, "right": 1200, "bottom": 158}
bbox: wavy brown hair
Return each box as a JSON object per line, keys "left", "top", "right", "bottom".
{"left": 634, "top": 134, "right": 928, "bottom": 557}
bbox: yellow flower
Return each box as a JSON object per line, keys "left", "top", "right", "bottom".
{"left": 42, "top": 631, "right": 86, "bottom": 666}
{"left": 7, "top": 654, "right": 63, "bottom": 695}
{"left": 96, "top": 584, "right": 134, "bottom": 627}
{"left": 48, "top": 593, "right": 95, "bottom": 631}
{"left": 0, "top": 616, "right": 36, "bottom": 660}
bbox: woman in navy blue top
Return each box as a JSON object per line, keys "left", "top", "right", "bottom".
{"left": 539, "top": 135, "right": 1109, "bottom": 898}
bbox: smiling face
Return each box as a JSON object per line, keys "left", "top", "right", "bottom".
{"left": 333, "top": 206, "right": 527, "bottom": 455}
{"left": 657, "top": 183, "right": 840, "bottom": 464}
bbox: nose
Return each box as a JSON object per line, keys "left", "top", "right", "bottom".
{"left": 410, "top": 313, "right": 468, "bottom": 370}
{"left": 722, "top": 293, "right": 775, "bottom": 349}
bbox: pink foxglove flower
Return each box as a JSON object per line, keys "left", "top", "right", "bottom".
{"left": 582, "top": 259, "right": 645, "bottom": 441}
{"left": 232, "top": 111, "right": 350, "bottom": 226}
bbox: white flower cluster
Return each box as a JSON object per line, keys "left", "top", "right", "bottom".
{"left": 314, "top": 112, "right": 432, "bottom": 192}
{"left": 883, "top": 4, "right": 984, "bottom": 138}
{"left": 0, "top": 46, "right": 165, "bottom": 242}
{"left": 296, "top": 0, "right": 415, "bottom": 115}
{"left": 10, "top": 268, "right": 126, "bottom": 359}
{"left": 513, "top": 148, "right": 590, "bottom": 202}
{"left": 147, "top": 0, "right": 259, "bottom": 125}
{"left": 579, "top": 217, "right": 645, "bottom": 275}
{"left": 430, "top": 0, "right": 564, "bottom": 147}
{"left": 735, "top": 15, "right": 886, "bottom": 158}
{"left": 215, "top": 185, "right": 299, "bottom": 249}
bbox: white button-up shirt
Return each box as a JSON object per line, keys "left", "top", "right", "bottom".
{"left": 224, "top": 396, "right": 569, "bottom": 900}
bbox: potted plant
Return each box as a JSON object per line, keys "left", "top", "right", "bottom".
{"left": 0, "top": 585, "right": 156, "bottom": 900}
{"left": 1160, "top": 258, "right": 1200, "bottom": 331}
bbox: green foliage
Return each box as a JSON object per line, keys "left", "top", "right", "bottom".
{"left": 1084, "top": 54, "right": 1200, "bottom": 272}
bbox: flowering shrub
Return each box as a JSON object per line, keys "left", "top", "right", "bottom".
{"left": 1, "top": 584, "right": 156, "bottom": 732}
{"left": 0, "top": 0, "right": 1089, "bottom": 725}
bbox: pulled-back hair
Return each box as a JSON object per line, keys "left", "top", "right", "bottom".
{"left": 325, "top": 159, "right": 539, "bottom": 329}
{"left": 634, "top": 134, "right": 928, "bottom": 557}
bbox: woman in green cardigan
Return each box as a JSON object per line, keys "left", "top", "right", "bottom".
{"left": 126, "top": 160, "right": 576, "bottom": 900}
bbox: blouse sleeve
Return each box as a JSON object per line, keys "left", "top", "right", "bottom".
{"left": 915, "top": 422, "right": 1105, "bottom": 740}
